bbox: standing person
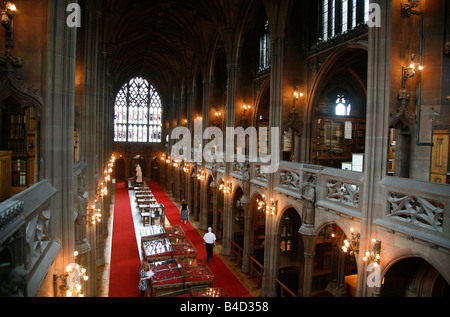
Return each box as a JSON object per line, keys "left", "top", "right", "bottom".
{"left": 180, "top": 200, "right": 189, "bottom": 225}
{"left": 138, "top": 263, "right": 154, "bottom": 297}
{"left": 203, "top": 227, "right": 216, "bottom": 263}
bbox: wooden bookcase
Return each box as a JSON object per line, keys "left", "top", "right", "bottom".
{"left": 430, "top": 130, "right": 449, "bottom": 184}
{"left": 1, "top": 102, "right": 36, "bottom": 195}
{"left": 312, "top": 117, "right": 365, "bottom": 168}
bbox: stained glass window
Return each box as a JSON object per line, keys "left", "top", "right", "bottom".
{"left": 114, "top": 77, "right": 162, "bottom": 143}
{"left": 259, "top": 21, "right": 271, "bottom": 72}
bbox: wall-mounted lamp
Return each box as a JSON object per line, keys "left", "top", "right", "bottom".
{"left": 1, "top": 1, "right": 17, "bottom": 49}
{"left": 341, "top": 227, "right": 360, "bottom": 255}
{"left": 53, "top": 252, "right": 89, "bottom": 297}
{"left": 242, "top": 101, "right": 251, "bottom": 117}
{"left": 402, "top": 54, "right": 423, "bottom": 88}
{"left": 363, "top": 239, "right": 382, "bottom": 266}
{"left": 99, "top": 182, "right": 108, "bottom": 197}
{"left": 197, "top": 170, "right": 206, "bottom": 181}
{"left": 401, "top": 0, "right": 422, "bottom": 17}
{"left": 292, "top": 86, "right": 304, "bottom": 111}
{"left": 219, "top": 179, "right": 232, "bottom": 194}
{"left": 88, "top": 201, "right": 102, "bottom": 225}
{"left": 256, "top": 195, "right": 277, "bottom": 216}
{"left": 214, "top": 109, "right": 222, "bottom": 127}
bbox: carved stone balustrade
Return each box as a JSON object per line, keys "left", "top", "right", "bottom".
{"left": 0, "top": 181, "right": 58, "bottom": 296}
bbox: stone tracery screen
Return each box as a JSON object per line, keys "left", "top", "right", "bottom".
{"left": 114, "top": 77, "right": 162, "bottom": 143}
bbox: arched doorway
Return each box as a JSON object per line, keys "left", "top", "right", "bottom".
{"left": 312, "top": 224, "right": 357, "bottom": 297}
{"left": 381, "top": 257, "right": 450, "bottom": 297}
{"left": 232, "top": 186, "right": 244, "bottom": 247}
{"left": 206, "top": 175, "right": 214, "bottom": 228}
{"left": 277, "top": 207, "right": 303, "bottom": 296}
{"left": 251, "top": 193, "right": 266, "bottom": 266}
{"left": 130, "top": 155, "right": 146, "bottom": 181}
{"left": 150, "top": 156, "right": 159, "bottom": 182}
{"left": 114, "top": 156, "right": 125, "bottom": 181}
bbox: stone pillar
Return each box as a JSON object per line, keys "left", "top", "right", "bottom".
{"left": 211, "top": 182, "right": 219, "bottom": 235}
{"left": 199, "top": 80, "right": 212, "bottom": 231}
{"left": 41, "top": 0, "right": 76, "bottom": 296}
{"left": 79, "top": 4, "right": 101, "bottom": 297}
{"left": 193, "top": 175, "right": 200, "bottom": 221}
{"left": 260, "top": 0, "right": 287, "bottom": 296}
{"left": 299, "top": 224, "right": 316, "bottom": 297}
{"left": 241, "top": 210, "right": 253, "bottom": 274}
{"left": 221, "top": 61, "right": 238, "bottom": 256}
{"left": 358, "top": 0, "right": 392, "bottom": 297}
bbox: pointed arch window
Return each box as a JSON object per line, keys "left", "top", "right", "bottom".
{"left": 259, "top": 20, "right": 271, "bottom": 72}
{"left": 114, "top": 77, "right": 162, "bottom": 143}
{"left": 335, "top": 94, "right": 351, "bottom": 116}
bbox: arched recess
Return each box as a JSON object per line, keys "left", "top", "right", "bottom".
{"left": 114, "top": 156, "right": 125, "bottom": 181}
{"left": 0, "top": 74, "right": 43, "bottom": 196}
{"left": 231, "top": 185, "right": 244, "bottom": 247}
{"left": 206, "top": 175, "right": 214, "bottom": 228}
{"left": 150, "top": 156, "right": 159, "bottom": 182}
{"left": 307, "top": 43, "right": 368, "bottom": 168}
{"left": 252, "top": 80, "right": 271, "bottom": 156}
{"left": 312, "top": 223, "right": 358, "bottom": 297}
{"left": 380, "top": 257, "right": 450, "bottom": 297}
{"left": 248, "top": 191, "right": 266, "bottom": 266}
{"left": 130, "top": 155, "right": 146, "bottom": 181}
{"left": 276, "top": 206, "right": 303, "bottom": 296}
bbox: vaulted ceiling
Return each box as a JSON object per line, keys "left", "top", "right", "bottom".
{"left": 102, "top": 0, "right": 254, "bottom": 100}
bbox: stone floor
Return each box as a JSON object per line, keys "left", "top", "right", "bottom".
{"left": 97, "top": 186, "right": 261, "bottom": 297}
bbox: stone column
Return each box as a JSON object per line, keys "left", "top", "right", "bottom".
{"left": 241, "top": 210, "right": 253, "bottom": 274}
{"left": 221, "top": 61, "right": 238, "bottom": 255}
{"left": 199, "top": 80, "right": 211, "bottom": 231}
{"left": 358, "top": 0, "right": 392, "bottom": 297}
{"left": 260, "top": 6, "right": 286, "bottom": 296}
{"left": 299, "top": 224, "right": 316, "bottom": 297}
{"left": 41, "top": 0, "right": 76, "bottom": 296}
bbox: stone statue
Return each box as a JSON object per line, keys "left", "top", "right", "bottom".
{"left": 75, "top": 185, "right": 90, "bottom": 252}
{"left": 136, "top": 164, "right": 143, "bottom": 184}
{"left": 299, "top": 182, "right": 316, "bottom": 236}
{"left": 0, "top": 268, "right": 27, "bottom": 297}
{"left": 241, "top": 162, "right": 250, "bottom": 204}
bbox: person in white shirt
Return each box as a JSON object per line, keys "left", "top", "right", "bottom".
{"left": 203, "top": 227, "right": 216, "bottom": 263}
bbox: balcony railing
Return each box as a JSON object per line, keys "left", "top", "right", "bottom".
{"left": 0, "top": 180, "right": 58, "bottom": 296}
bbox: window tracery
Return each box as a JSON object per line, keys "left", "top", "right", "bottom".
{"left": 114, "top": 77, "right": 162, "bottom": 143}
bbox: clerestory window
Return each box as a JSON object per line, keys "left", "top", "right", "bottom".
{"left": 321, "top": 0, "right": 371, "bottom": 41}
{"left": 259, "top": 20, "right": 271, "bottom": 72}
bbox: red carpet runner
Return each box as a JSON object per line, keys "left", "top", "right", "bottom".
{"left": 109, "top": 181, "right": 141, "bottom": 297}
{"left": 149, "top": 181, "right": 252, "bottom": 297}
{"left": 109, "top": 180, "right": 252, "bottom": 297}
